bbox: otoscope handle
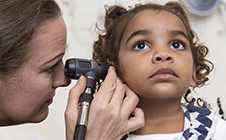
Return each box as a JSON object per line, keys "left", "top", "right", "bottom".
{"left": 74, "top": 72, "right": 96, "bottom": 140}
{"left": 74, "top": 90, "right": 92, "bottom": 140}
{"left": 74, "top": 124, "right": 87, "bottom": 140}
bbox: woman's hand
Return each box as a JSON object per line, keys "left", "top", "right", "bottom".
{"left": 65, "top": 66, "right": 145, "bottom": 140}
{"left": 65, "top": 74, "right": 87, "bottom": 140}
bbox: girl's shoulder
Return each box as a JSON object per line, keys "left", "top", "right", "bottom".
{"left": 182, "top": 102, "right": 226, "bottom": 140}
{"left": 211, "top": 116, "right": 226, "bottom": 139}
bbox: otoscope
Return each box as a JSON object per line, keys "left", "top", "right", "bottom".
{"left": 65, "top": 58, "right": 110, "bottom": 140}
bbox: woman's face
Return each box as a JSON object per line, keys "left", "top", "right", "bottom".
{"left": 0, "top": 16, "right": 70, "bottom": 125}
{"left": 117, "top": 10, "right": 196, "bottom": 101}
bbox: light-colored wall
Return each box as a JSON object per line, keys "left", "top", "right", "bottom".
{"left": 1, "top": 0, "right": 226, "bottom": 139}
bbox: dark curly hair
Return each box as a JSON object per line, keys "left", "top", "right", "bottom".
{"left": 92, "top": 2, "right": 214, "bottom": 106}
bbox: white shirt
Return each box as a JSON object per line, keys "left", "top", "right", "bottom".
{"left": 128, "top": 132, "right": 183, "bottom": 140}
{"left": 127, "top": 104, "right": 226, "bottom": 140}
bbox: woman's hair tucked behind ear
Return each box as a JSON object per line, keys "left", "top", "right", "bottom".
{"left": 0, "top": 0, "right": 61, "bottom": 80}
{"left": 93, "top": 2, "right": 214, "bottom": 104}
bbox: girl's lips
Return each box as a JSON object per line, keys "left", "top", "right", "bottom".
{"left": 150, "top": 68, "right": 177, "bottom": 79}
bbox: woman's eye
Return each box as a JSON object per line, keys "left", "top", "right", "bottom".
{"left": 170, "top": 41, "right": 185, "bottom": 50}
{"left": 45, "top": 62, "right": 59, "bottom": 73}
{"left": 133, "top": 41, "right": 150, "bottom": 51}
{"left": 45, "top": 68, "right": 53, "bottom": 73}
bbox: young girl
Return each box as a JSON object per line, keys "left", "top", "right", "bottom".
{"left": 90, "top": 1, "right": 226, "bottom": 140}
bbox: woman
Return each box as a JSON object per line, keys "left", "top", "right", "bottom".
{"left": 0, "top": 1, "right": 143, "bottom": 139}
{"left": 0, "top": 0, "right": 70, "bottom": 126}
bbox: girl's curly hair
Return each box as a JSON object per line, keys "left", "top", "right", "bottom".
{"left": 92, "top": 2, "right": 214, "bottom": 106}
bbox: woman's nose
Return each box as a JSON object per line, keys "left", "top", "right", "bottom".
{"left": 59, "top": 75, "right": 71, "bottom": 87}
{"left": 53, "top": 61, "right": 71, "bottom": 88}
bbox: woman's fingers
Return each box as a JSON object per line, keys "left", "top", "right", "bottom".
{"left": 120, "top": 85, "right": 139, "bottom": 117}
{"left": 85, "top": 67, "right": 145, "bottom": 139}
{"left": 94, "top": 66, "right": 118, "bottom": 104}
{"left": 110, "top": 78, "right": 126, "bottom": 108}
{"left": 126, "top": 108, "right": 145, "bottom": 133}
{"left": 66, "top": 75, "right": 86, "bottom": 112}
{"left": 65, "top": 66, "right": 145, "bottom": 140}
{"left": 65, "top": 75, "right": 86, "bottom": 140}
{"left": 113, "top": 84, "right": 145, "bottom": 135}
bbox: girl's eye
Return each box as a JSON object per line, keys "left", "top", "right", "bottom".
{"left": 133, "top": 41, "right": 150, "bottom": 51}
{"left": 170, "top": 41, "right": 185, "bottom": 50}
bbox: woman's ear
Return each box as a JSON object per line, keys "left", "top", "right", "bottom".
{"left": 190, "top": 67, "right": 197, "bottom": 87}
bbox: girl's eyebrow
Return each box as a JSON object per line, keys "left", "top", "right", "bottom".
{"left": 126, "top": 30, "right": 151, "bottom": 43}
{"left": 170, "top": 30, "right": 189, "bottom": 40}
{"left": 125, "top": 30, "right": 189, "bottom": 43}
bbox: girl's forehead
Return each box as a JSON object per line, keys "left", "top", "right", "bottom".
{"left": 130, "top": 9, "right": 185, "bottom": 28}
{"left": 122, "top": 9, "right": 187, "bottom": 37}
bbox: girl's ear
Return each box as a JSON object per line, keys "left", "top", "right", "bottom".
{"left": 190, "top": 67, "right": 197, "bottom": 87}
{"left": 107, "top": 60, "right": 115, "bottom": 67}
{"left": 107, "top": 60, "right": 122, "bottom": 78}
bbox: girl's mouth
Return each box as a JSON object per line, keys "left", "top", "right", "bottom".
{"left": 151, "top": 67, "right": 177, "bottom": 80}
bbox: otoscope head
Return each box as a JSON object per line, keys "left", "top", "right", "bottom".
{"left": 65, "top": 58, "right": 110, "bottom": 80}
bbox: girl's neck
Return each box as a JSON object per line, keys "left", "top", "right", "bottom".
{"left": 131, "top": 97, "right": 184, "bottom": 135}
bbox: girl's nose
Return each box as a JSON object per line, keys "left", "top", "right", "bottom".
{"left": 152, "top": 48, "right": 173, "bottom": 64}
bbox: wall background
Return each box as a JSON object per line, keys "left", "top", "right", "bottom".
{"left": 0, "top": 0, "right": 226, "bottom": 139}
